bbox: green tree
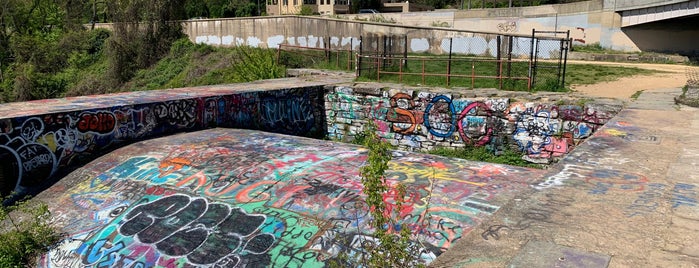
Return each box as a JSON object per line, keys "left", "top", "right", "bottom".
{"left": 105, "top": 0, "right": 185, "bottom": 84}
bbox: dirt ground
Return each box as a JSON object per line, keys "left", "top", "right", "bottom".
{"left": 569, "top": 61, "right": 698, "bottom": 100}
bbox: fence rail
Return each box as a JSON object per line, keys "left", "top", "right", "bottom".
{"left": 276, "top": 44, "right": 356, "bottom": 71}
{"left": 276, "top": 29, "right": 570, "bottom": 91}
{"left": 359, "top": 55, "right": 532, "bottom": 89}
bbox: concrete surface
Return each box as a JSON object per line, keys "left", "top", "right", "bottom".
{"left": 35, "top": 128, "right": 546, "bottom": 267}
{"left": 0, "top": 74, "right": 353, "bottom": 197}
{"left": 430, "top": 87, "right": 699, "bottom": 267}
{"left": 32, "top": 84, "right": 699, "bottom": 267}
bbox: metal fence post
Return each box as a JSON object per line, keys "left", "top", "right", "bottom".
{"left": 357, "top": 36, "right": 363, "bottom": 77}
{"left": 529, "top": 29, "right": 536, "bottom": 90}
{"left": 507, "top": 35, "right": 513, "bottom": 82}
{"left": 496, "top": 35, "right": 502, "bottom": 89}
{"left": 403, "top": 35, "right": 408, "bottom": 69}
{"left": 562, "top": 32, "right": 571, "bottom": 89}
{"left": 447, "top": 38, "right": 453, "bottom": 87}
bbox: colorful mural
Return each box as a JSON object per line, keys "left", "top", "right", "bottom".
{"left": 0, "top": 87, "right": 325, "bottom": 196}
{"left": 325, "top": 87, "right": 620, "bottom": 161}
{"left": 38, "top": 128, "right": 545, "bottom": 267}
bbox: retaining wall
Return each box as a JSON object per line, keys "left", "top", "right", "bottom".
{"left": 0, "top": 75, "right": 623, "bottom": 195}
{"left": 325, "top": 85, "right": 623, "bottom": 163}
{"left": 0, "top": 84, "right": 326, "bottom": 196}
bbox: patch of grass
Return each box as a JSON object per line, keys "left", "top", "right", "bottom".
{"left": 565, "top": 64, "right": 656, "bottom": 86}
{"left": 630, "top": 90, "right": 644, "bottom": 100}
{"left": 427, "top": 146, "right": 542, "bottom": 168}
{"left": 572, "top": 43, "right": 618, "bottom": 54}
{"left": 675, "top": 85, "right": 699, "bottom": 107}
{"left": 0, "top": 196, "right": 61, "bottom": 267}
{"left": 122, "top": 39, "right": 286, "bottom": 91}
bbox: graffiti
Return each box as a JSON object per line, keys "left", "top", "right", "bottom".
{"left": 625, "top": 183, "right": 665, "bottom": 217}
{"left": 586, "top": 169, "right": 648, "bottom": 194}
{"left": 671, "top": 183, "right": 697, "bottom": 208}
{"left": 388, "top": 93, "right": 422, "bottom": 134}
{"left": 573, "top": 27, "right": 587, "bottom": 44}
{"left": 497, "top": 21, "right": 517, "bottom": 33}
{"left": 327, "top": 87, "right": 619, "bottom": 162}
{"left": 78, "top": 194, "right": 276, "bottom": 267}
{"left": 457, "top": 102, "right": 494, "bottom": 146}
{"left": 481, "top": 193, "right": 574, "bottom": 240}
{"left": 0, "top": 86, "right": 326, "bottom": 194}
{"left": 77, "top": 112, "right": 116, "bottom": 134}
{"left": 34, "top": 127, "right": 547, "bottom": 266}
{"left": 423, "top": 95, "right": 456, "bottom": 138}
{"left": 260, "top": 92, "right": 315, "bottom": 135}
{"left": 154, "top": 100, "right": 197, "bottom": 128}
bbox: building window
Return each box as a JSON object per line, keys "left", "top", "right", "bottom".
{"left": 283, "top": 0, "right": 288, "bottom": 5}
{"left": 304, "top": 0, "right": 317, "bottom": 4}
{"left": 335, "top": 0, "right": 349, "bottom": 5}
{"left": 293, "top": 0, "right": 297, "bottom": 5}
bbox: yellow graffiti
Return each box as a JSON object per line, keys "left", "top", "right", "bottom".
{"left": 38, "top": 133, "right": 58, "bottom": 152}
{"left": 605, "top": 129, "right": 627, "bottom": 137}
{"left": 388, "top": 161, "right": 486, "bottom": 187}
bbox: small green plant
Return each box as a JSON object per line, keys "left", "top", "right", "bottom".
{"left": 630, "top": 90, "right": 644, "bottom": 100}
{"left": 576, "top": 97, "right": 594, "bottom": 107}
{"left": 356, "top": 121, "right": 421, "bottom": 267}
{"left": 230, "top": 46, "right": 286, "bottom": 82}
{"left": 298, "top": 6, "right": 315, "bottom": 16}
{"left": 428, "top": 145, "right": 542, "bottom": 168}
{"left": 367, "top": 15, "right": 396, "bottom": 24}
{"left": 0, "top": 195, "right": 60, "bottom": 267}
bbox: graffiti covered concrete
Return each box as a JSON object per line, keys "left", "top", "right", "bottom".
{"left": 325, "top": 86, "right": 622, "bottom": 163}
{"left": 0, "top": 84, "right": 327, "bottom": 196}
{"left": 37, "top": 128, "right": 545, "bottom": 267}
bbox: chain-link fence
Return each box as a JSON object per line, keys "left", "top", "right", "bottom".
{"left": 355, "top": 30, "right": 569, "bottom": 91}
{"left": 530, "top": 30, "right": 570, "bottom": 90}
{"left": 274, "top": 24, "right": 570, "bottom": 91}
{"left": 277, "top": 37, "right": 357, "bottom": 71}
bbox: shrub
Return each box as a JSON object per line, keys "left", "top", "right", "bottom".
{"left": 0, "top": 196, "right": 60, "bottom": 267}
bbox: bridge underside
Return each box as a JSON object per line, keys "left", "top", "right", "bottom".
{"left": 620, "top": 0, "right": 699, "bottom": 27}
{"left": 622, "top": 14, "right": 699, "bottom": 57}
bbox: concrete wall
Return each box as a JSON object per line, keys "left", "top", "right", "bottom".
{"left": 0, "top": 83, "right": 326, "bottom": 196}
{"left": 325, "top": 85, "right": 622, "bottom": 163}
{"left": 181, "top": 14, "right": 632, "bottom": 55}
{"left": 184, "top": 16, "right": 568, "bottom": 59}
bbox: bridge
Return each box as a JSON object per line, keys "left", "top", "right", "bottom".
{"left": 612, "top": 0, "right": 699, "bottom": 27}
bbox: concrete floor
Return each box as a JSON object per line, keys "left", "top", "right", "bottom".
{"left": 34, "top": 86, "right": 699, "bottom": 267}
{"left": 36, "top": 128, "right": 544, "bottom": 267}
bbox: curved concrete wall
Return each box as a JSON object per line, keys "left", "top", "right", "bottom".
{"left": 0, "top": 81, "right": 327, "bottom": 196}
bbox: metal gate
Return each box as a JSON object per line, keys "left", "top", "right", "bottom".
{"left": 530, "top": 29, "right": 571, "bottom": 90}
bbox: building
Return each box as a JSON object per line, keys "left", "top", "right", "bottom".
{"left": 266, "top": 0, "right": 430, "bottom": 16}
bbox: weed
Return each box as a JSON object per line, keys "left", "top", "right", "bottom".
{"left": 576, "top": 97, "right": 594, "bottom": 107}
{"left": 630, "top": 90, "right": 644, "bottom": 100}
{"left": 0, "top": 195, "right": 60, "bottom": 267}
{"left": 428, "top": 145, "right": 542, "bottom": 169}
{"left": 356, "top": 121, "right": 423, "bottom": 267}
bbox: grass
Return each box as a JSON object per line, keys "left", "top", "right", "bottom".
{"left": 278, "top": 47, "right": 658, "bottom": 92}
{"left": 124, "top": 39, "right": 286, "bottom": 91}
{"left": 564, "top": 64, "right": 656, "bottom": 86}
{"left": 631, "top": 90, "right": 644, "bottom": 100}
{"left": 428, "top": 146, "right": 542, "bottom": 168}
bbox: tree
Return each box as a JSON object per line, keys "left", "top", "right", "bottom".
{"left": 105, "top": 0, "right": 186, "bottom": 84}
